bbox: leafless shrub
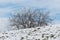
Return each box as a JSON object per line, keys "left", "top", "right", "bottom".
{"left": 9, "top": 8, "right": 52, "bottom": 29}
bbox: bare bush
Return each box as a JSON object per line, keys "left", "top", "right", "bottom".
{"left": 9, "top": 8, "right": 52, "bottom": 29}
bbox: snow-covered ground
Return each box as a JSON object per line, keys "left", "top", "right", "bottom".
{"left": 0, "top": 25, "right": 60, "bottom": 40}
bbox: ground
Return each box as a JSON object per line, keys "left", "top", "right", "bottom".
{"left": 0, "top": 24, "right": 60, "bottom": 40}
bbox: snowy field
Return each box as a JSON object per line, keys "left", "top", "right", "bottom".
{"left": 0, "top": 24, "right": 60, "bottom": 40}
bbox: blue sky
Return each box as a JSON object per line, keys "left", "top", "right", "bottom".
{"left": 0, "top": 0, "right": 60, "bottom": 24}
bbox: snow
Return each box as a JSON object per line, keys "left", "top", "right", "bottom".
{"left": 0, "top": 25, "right": 60, "bottom": 40}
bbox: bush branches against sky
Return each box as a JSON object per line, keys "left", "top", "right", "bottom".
{"left": 0, "top": 0, "right": 60, "bottom": 23}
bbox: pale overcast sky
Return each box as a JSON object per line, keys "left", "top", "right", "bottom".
{"left": 0, "top": 0, "right": 60, "bottom": 32}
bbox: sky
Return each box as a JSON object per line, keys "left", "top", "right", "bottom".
{"left": 0, "top": 0, "right": 60, "bottom": 32}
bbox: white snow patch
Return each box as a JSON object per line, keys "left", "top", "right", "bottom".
{"left": 0, "top": 25, "right": 60, "bottom": 40}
